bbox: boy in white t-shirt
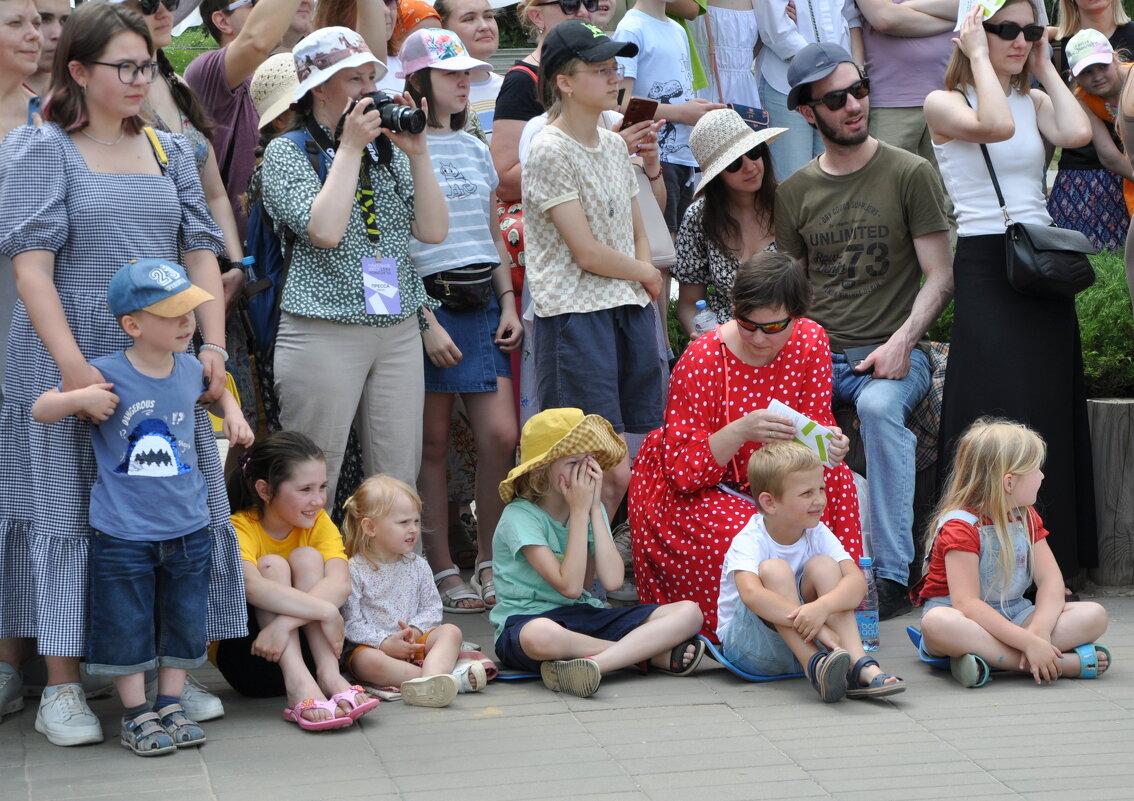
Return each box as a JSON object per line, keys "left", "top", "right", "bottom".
{"left": 717, "top": 442, "right": 906, "bottom": 703}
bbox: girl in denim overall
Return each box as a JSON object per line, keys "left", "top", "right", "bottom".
{"left": 915, "top": 418, "right": 1110, "bottom": 688}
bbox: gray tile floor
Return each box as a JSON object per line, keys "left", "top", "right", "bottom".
{"left": 4, "top": 593, "right": 1132, "bottom": 801}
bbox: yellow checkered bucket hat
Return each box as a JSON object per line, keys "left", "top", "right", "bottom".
{"left": 499, "top": 408, "right": 627, "bottom": 503}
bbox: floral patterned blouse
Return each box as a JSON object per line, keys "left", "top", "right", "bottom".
{"left": 673, "top": 197, "right": 775, "bottom": 324}
{"left": 260, "top": 125, "right": 437, "bottom": 326}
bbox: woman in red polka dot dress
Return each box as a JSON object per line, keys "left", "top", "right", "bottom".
{"left": 629, "top": 252, "right": 862, "bottom": 641}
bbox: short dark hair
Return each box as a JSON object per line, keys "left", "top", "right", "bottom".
{"left": 732, "top": 250, "right": 811, "bottom": 319}
{"left": 199, "top": 0, "right": 230, "bottom": 43}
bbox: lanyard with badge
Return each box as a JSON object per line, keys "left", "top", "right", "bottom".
{"left": 305, "top": 117, "right": 402, "bottom": 315}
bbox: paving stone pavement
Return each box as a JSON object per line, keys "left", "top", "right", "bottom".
{"left": 3, "top": 593, "right": 1132, "bottom": 801}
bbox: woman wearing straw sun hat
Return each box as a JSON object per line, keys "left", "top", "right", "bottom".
{"left": 259, "top": 25, "right": 448, "bottom": 503}
{"left": 674, "top": 109, "right": 786, "bottom": 339}
{"left": 490, "top": 408, "right": 705, "bottom": 698}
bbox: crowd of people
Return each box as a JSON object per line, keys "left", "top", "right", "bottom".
{"left": 0, "top": 0, "right": 1122, "bottom": 755}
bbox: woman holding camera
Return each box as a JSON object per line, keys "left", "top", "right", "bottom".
{"left": 260, "top": 26, "right": 447, "bottom": 500}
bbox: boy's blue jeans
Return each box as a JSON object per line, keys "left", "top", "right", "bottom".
{"left": 86, "top": 527, "right": 212, "bottom": 676}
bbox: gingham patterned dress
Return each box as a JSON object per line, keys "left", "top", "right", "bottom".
{"left": 0, "top": 124, "right": 247, "bottom": 655}
{"left": 627, "top": 321, "right": 862, "bottom": 640}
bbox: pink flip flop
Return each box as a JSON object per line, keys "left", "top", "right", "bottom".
{"left": 282, "top": 698, "right": 353, "bottom": 731}
{"left": 329, "top": 685, "right": 379, "bottom": 721}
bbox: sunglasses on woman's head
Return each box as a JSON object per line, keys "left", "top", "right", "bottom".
{"left": 537, "top": 0, "right": 601, "bottom": 14}
{"left": 806, "top": 77, "right": 870, "bottom": 111}
{"left": 982, "top": 21, "right": 1045, "bottom": 42}
{"left": 136, "top": 0, "right": 179, "bottom": 15}
{"left": 734, "top": 312, "right": 792, "bottom": 335}
{"left": 724, "top": 144, "right": 768, "bottom": 173}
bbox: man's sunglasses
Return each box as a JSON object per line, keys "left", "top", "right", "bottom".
{"left": 724, "top": 144, "right": 768, "bottom": 173}
{"left": 136, "top": 0, "right": 179, "bottom": 14}
{"left": 537, "top": 0, "right": 600, "bottom": 14}
{"left": 734, "top": 312, "right": 792, "bottom": 335}
{"left": 806, "top": 77, "right": 870, "bottom": 111}
{"left": 982, "top": 21, "right": 1046, "bottom": 42}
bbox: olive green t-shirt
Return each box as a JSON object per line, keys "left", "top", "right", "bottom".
{"left": 774, "top": 141, "right": 948, "bottom": 351}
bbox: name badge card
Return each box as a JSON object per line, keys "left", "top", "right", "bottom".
{"left": 362, "top": 257, "right": 401, "bottom": 315}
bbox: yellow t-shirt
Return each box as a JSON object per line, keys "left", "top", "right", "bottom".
{"left": 232, "top": 508, "right": 347, "bottom": 565}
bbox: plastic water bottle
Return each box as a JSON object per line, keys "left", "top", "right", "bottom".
{"left": 856, "top": 556, "right": 880, "bottom": 651}
{"left": 692, "top": 300, "right": 717, "bottom": 336}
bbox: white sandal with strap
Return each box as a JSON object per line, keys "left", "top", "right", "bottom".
{"left": 433, "top": 567, "right": 483, "bottom": 613}
{"left": 470, "top": 560, "right": 496, "bottom": 608}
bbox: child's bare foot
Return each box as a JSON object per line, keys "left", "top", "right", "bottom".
{"left": 319, "top": 673, "right": 372, "bottom": 717}
{"left": 284, "top": 677, "right": 340, "bottom": 725}
{"left": 649, "top": 637, "right": 707, "bottom": 676}
{"left": 1064, "top": 644, "right": 1110, "bottom": 678}
{"left": 846, "top": 656, "right": 906, "bottom": 699}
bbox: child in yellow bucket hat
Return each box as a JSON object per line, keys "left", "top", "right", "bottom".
{"left": 491, "top": 408, "right": 706, "bottom": 697}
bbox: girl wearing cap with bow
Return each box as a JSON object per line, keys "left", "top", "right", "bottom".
{"left": 399, "top": 28, "right": 522, "bottom": 613}
{"left": 260, "top": 26, "right": 447, "bottom": 504}
{"left": 491, "top": 408, "right": 705, "bottom": 698}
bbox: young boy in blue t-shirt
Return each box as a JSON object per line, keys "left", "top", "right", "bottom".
{"left": 717, "top": 442, "right": 906, "bottom": 703}
{"left": 33, "top": 259, "right": 253, "bottom": 756}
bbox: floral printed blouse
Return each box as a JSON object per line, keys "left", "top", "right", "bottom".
{"left": 260, "top": 126, "right": 437, "bottom": 326}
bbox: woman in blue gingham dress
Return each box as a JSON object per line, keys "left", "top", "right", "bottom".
{"left": 0, "top": 107, "right": 246, "bottom": 661}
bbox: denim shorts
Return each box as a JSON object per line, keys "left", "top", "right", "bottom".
{"left": 720, "top": 578, "right": 806, "bottom": 676}
{"left": 533, "top": 304, "right": 665, "bottom": 434}
{"left": 921, "top": 594, "right": 1035, "bottom": 628}
{"left": 494, "top": 602, "right": 659, "bottom": 673}
{"left": 86, "top": 527, "right": 212, "bottom": 675}
{"left": 423, "top": 291, "right": 512, "bottom": 393}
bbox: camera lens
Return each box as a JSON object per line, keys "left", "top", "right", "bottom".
{"left": 369, "top": 91, "right": 427, "bottom": 135}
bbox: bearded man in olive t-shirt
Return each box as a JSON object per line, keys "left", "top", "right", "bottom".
{"left": 774, "top": 43, "right": 953, "bottom": 620}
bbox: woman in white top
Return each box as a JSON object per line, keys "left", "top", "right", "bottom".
{"left": 925, "top": 2, "right": 1097, "bottom": 584}
{"left": 436, "top": 0, "right": 503, "bottom": 141}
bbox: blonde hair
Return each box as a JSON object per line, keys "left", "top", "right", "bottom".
{"left": 747, "top": 441, "right": 822, "bottom": 512}
{"left": 925, "top": 418, "right": 1046, "bottom": 594}
{"left": 341, "top": 474, "right": 422, "bottom": 566}
{"left": 1055, "top": 0, "right": 1130, "bottom": 40}
{"left": 944, "top": 0, "right": 1036, "bottom": 93}
{"left": 516, "top": 0, "right": 542, "bottom": 39}
{"left": 510, "top": 463, "right": 555, "bottom": 505}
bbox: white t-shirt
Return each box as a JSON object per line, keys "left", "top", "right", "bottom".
{"left": 468, "top": 70, "right": 504, "bottom": 142}
{"left": 410, "top": 128, "right": 499, "bottom": 275}
{"left": 613, "top": 9, "right": 697, "bottom": 167}
{"left": 716, "top": 514, "right": 851, "bottom": 640}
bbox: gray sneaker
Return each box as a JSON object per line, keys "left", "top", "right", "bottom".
{"left": 145, "top": 673, "right": 224, "bottom": 721}
{"left": 0, "top": 663, "right": 24, "bottom": 722}
{"left": 34, "top": 683, "right": 104, "bottom": 746}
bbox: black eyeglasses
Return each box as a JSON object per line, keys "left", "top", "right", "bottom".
{"left": 734, "top": 312, "right": 792, "bottom": 335}
{"left": 538, "top": 0, "right": 600, "bottom": 14}
{"left": 90, "top": 60, "right": 160, "bottom": 84}
{"left": 724, "top": 144, "right": 768, "bottom": 173}
{"left": 806, "top": 77, "right": 870, "bottom": 111}
{"left": 135, "top": 0, "right": 179, "bottom": 15}
{"left": 982, "top": 21, "right": 1045, "bottom": 42}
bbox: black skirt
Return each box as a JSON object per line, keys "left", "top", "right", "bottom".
{"left": 939, "top": 234, "right": 1097, "bottom": 575}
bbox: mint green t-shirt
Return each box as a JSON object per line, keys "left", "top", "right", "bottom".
{"left": 489, "top": 498, "right": 605, "bottom": 640}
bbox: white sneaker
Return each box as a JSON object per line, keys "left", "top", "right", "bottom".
{"left": 0, "top": 663, "right": 24, "bottom": 721}
{"left": 34, "top": 683, "right": 104, "bottom": 746}
{"left": 145, "top": 673, "right": 224, "bottom": 721}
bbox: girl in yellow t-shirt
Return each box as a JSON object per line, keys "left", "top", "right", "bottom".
{"left": 217, "top": 431, "right": 377, "bottom": 731}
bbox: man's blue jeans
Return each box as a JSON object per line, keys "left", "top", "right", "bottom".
{"left": 831, "top": 349, "right": 931, "bottom": 587}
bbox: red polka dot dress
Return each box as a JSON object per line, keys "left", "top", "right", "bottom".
{"left": 628, "top": 320, "right": 862, "bottom": 640}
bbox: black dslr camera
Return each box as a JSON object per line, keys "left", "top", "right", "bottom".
{"left": 357, "top": 90, "right": 426, "bottom": 135}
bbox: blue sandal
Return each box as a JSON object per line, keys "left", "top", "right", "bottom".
{"left": 155, "top": 703, "right": 206, "bottom": 747}
{"left": 806, "top": 648, "right": 850, "bottom": 703}
{"left": 121, "top": 711, "right": 176, "bottom": 757}
{"left": 1073, "top": 643, "right": 1111, "bottom": 679}
{"left": 845, "top": 656, "right": 906, "bottom": 699}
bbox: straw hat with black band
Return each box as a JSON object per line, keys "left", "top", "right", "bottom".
{"left": 689, "top": 109, "right": 787, "bottom": 196}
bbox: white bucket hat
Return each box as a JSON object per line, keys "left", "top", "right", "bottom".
{"left": 689, "top": 109, "right": 786, "bottom": 196}
{"left": 292, "top": 26, "right": 387, "bottom": 102}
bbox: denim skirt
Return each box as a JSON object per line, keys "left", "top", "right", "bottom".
{"left": 423, "top": 292, "right": 511, "bottom": 393}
